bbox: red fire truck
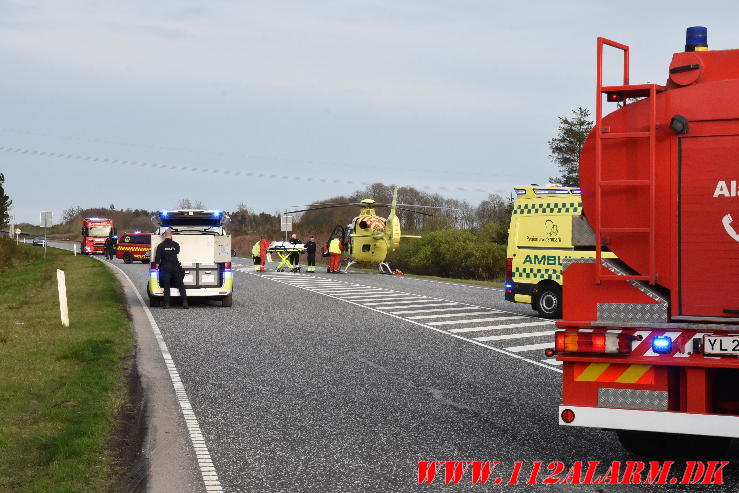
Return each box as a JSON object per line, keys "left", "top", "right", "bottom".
{"left": 80, "top": 217, "right": 115, "bottom": 255}
{"left": 553, "top": 27, "right": 739, "bottom": 455}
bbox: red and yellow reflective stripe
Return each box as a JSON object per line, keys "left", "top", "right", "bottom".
{"left": 574, "top": 363, "right": 654, "bottom": 384}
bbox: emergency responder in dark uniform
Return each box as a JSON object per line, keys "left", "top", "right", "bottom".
{"left": 103, "top": 235, "right": 115, "bottom": 260}
{"left": 154, "top": 228, "right": 188, "bottom": 309}
{"left": 304, "top": 235, "right": 317, "bottom": 273}
{"left": 288, "top": 233, "right": 301, "bottom": 271}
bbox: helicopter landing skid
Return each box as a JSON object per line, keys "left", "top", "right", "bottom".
{"left": 379, "top": 262, "right": 393, "bottom": 275}
{"left": 343, "top": 260, "right": 356, "bottom": 273}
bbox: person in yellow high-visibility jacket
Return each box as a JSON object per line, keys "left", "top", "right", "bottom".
{"left": 328, "top": 237, "right": 343, "bottom": 273}
{"left": 252, "top": 240, "right": 262, "bottom": 271}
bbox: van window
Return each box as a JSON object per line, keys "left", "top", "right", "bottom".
{"left": 119, "top": 234, "right": 151, "bottom": 245}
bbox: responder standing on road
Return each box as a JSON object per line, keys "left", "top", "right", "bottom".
{"left": 259, "top": 236, "right": 270, "bottom": 271}
{"left": 304, "top": 235, "right": 317, "bottom": 273}
{"left": 328, "top": 236, "right": 343, "bottom": 273}
{"left": 154, "top": 228, "right": 188, "bottom": 309}
{"left": 103, "top": 234, "right": 115, "bottom": 260}
{"left": 252, "top": 239, "right": 261, "bottom": 271}
{"left": 288, "top": 233, "right": 301, "bottom": 270}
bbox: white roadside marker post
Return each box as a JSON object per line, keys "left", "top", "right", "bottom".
{"left": 57, "top": 269, "right": 70, "bottom": 327}
{"left": 73, "top": 244, "right": 77, "bottom": 256}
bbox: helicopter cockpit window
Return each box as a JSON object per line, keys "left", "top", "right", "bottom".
{"left": 362, "top": 244, "right": 371, "bottom": 252}
{"left": 358, "top": 220, "right": 368, "bottom": 229}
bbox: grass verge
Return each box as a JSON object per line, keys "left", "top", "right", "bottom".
{"left": 0, "top": 239, "right": 133, "bottom": 493}
{"left": 399, "top": 272, "right": 504, "bottom": 289}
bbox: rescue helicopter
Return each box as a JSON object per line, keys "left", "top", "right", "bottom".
{"left": 287, "top": 187, "right": 452, "bottom": 273}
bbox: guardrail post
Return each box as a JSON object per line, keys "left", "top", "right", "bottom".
{"left": 57, "top": 269, "right": 70, "bottom": 327}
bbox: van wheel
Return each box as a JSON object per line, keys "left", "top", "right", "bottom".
{"left": 534, "top": 284, "right": 562, "bottom": 318}
{"left": 123, "top": 252, "right": 133, "bottom": 264}
{"left": 149, "top": 297, "right": 161, "bottom": 308}
{"left": 221, "top": 293, "right": 233, "bottom": 307}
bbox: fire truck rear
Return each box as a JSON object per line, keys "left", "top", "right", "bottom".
{"left": 81, "top": 217, "right": 114, "bottom": 255}
{"left": 554, "top": 27, "right": 739, "bottom": 455}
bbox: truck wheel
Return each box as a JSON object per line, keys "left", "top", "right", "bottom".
{"left": 123, "top": 252, "right": 133, "bottom": 264}
{"left": 221, "top": 293, "right": 233, "bottom": 307}
{"left": 534, "top": 284, "right": 562, "bottom": 318}
{"left": 616, "top": 431, "right": 731, "bottom": 458}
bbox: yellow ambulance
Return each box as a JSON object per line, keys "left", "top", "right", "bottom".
{"left": 505, "top": 185, "right": 614, "bottom": 318}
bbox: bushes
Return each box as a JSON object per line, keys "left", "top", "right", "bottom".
{"left": 0, "top": 237, "right": 37, "bottom": 270}
{"left": 387, "top": 229, "right": 506, "bottom": 281}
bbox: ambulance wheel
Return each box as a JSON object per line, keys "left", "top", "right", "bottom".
{"left": 123, "top": 252, "right": 133, "bottom": 264}
{"left": 534, "top": 283, "right": 562, "bottom": 318}
{"left": 616, "top": 431, "right": 731, "bottom": 458}
{"left": 149, "top": 297, "right": 161, "bottom": 308}
{"left": 221, "top": 293, "right": 233, "bottom": 307}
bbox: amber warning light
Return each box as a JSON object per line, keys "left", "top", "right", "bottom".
{"left": 554, "top": 331, "right": 632, "bottom": 354}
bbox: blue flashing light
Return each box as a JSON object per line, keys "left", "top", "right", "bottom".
{"left": 160, "top": 210, "right": 169, "bottom": 217}
{"left": 571, "top": 189, "right": 582, "bottom": 195}
{"left": 686, "top": 26, "right": 707, "bottom": 47}
{"left": 651, "top": 336, "right": 673, "bottom": 354}
{"left": 213, "top": 210, "right": 221, "bottom": 217}
{"left": 504, "top": 282, "right": 513, "bottom": 291}
{"left": 554, "top": 189, "right": 570, "bottom": 195}
{"left": 514, "top": 189, "right": 526, "bottom": 195}
{"left": 89, "top": 217, "right": 100, "bottom": 220}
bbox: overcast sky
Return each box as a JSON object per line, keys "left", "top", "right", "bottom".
{"left": 1, "top": 0, "right": 736, "bottom": 224}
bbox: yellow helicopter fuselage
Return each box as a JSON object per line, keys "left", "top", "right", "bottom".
{"left": 347, "top": 206, "right": 390, "bottom": 263}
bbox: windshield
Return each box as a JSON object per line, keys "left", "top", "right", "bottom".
{"left": 87, "top": 226, "right": 111, "bottom": 237}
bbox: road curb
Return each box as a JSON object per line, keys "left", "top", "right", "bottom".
{"left": 103, "top": 261, "right": 206, "bottom": 493}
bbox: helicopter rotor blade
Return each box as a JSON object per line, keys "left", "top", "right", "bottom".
{"left": 283, "top": 203, "right": 360, "bottom": 213}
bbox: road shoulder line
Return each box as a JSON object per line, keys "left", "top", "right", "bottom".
{"left": 103, "top": 260, "right": 222, "bottom": 492}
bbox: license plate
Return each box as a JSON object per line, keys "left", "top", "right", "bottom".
{"left": 703, "top": 335, "right": 739, "bottom": 356}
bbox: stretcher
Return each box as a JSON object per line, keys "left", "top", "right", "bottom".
{"left": 267, "top": 241, "right": 306, "bottom": 272}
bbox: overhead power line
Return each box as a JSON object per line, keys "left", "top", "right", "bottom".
{"left": 0, "top": 144, "right": 503, "bottom": 196}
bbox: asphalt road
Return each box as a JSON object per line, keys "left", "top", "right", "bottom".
{"left": 45, "top": 244, "right": 739, "bottom": 491}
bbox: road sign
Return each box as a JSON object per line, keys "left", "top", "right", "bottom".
{"left": 15, "top": 228, "right": 20, "bottom": 236}
{"left": 280, "top": 214, "right": 293, "bottom": 232}
{"left": 40, "top": 211, "right": 53, "bottom": 228}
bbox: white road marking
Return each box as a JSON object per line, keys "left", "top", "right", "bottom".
{"left": 503, "top": 342, "right": 554, "bottom": 353}
{"left": 389, "top": 307, "right": 489, "bottom": 315}
{"left": 340, "top": 293, "right": 416, "bottom": 300}
{"left": 542, "top": 359, "right": 563, "bottom": 366}
{"left": 102, "top": 260, "right": 222, "bottom": 491}
{"left": 247, "top": 272, "right": 561, "bottom": 374}
{"left": 427, "top": 316, "right": 516, "bottom": 326}
{"left": 406, "top": 311, "right": 495, "bottom": 320}
{"left": 471, "top": 330, "right": 555, "bottom": 342}
{"left": 452, "top": 321, "right": 551, "bottom": 334}
{"left": 376, "top": 303, "right": 461, "bottom": 309}
{"left": 362, "top": 298, "right": 432, "bottom": 305}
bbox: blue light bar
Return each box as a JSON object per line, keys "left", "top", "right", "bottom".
{"left": 554, "top": 189, "right": 570, "bottom": 195}
{"left": 651, "top": 336, "right": 672, "bottom": 354}
{"left": 571, "top": 189, "right": 581, "bottom": 195}
{"left": 534, "top": 189, "right": 552, "bottom": 195}
{"left": 160, "top": 210, "right": 169, "bottom": 217}
{"left": 213, "top": 210, "right": 221, "bottom": 217}
{"left": 686, "top": 26, "right": 707, "bottom": 48}
{"left": 514, "top": 188, "right": 526, "bottom": 195}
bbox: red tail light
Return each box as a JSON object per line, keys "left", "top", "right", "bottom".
{"left": 224, "top": 262, "right": 232, "bottom": 270}
{"left": 505, "top": 258, "right": 513, "bottom": 278}
{"left": 150, "top": 262, "right": 158, "bottom": 270}
{"left": 555, "top": 331, "right": 631, "bottom": 354}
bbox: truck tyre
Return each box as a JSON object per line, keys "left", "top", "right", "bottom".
{"left": 221, "top": 293, "right": 233, "bottom": 307}
{"left": 534, "top": 284, "right": 562, "bottom": 318}
{"left": 616, "top": 430, "right": 731, "bottom": 458}
{"left": 123, "top": 252, "right": 133, "bottom": 264}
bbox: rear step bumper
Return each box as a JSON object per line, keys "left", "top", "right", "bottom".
{"left": 559, "top": 405, "right": 739, "bottom": 438}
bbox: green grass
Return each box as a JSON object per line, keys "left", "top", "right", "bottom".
{"left": 0, "top": 239, "right": 133, "bottom": 493}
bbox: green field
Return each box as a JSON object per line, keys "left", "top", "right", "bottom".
{"left": 0, "top": 239, "right": 133, "bottom": 492}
